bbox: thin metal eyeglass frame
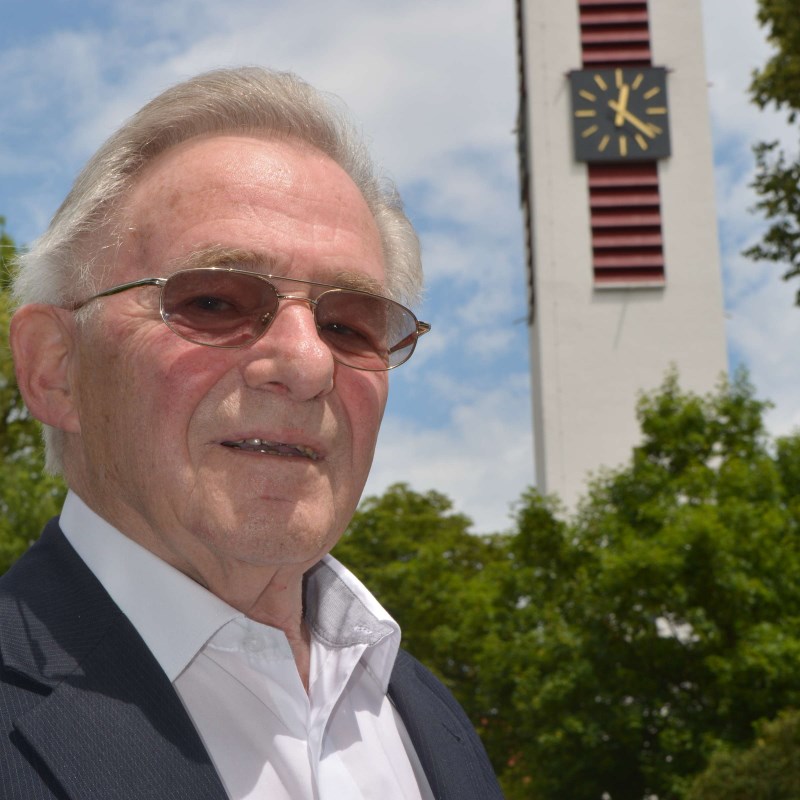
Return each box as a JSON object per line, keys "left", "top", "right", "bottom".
{"left": 70, "top": 267, "right": 431, "bottom": 371}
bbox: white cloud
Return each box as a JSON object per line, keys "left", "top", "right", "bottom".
{"left": 727, "top": 267, "right": 800, "bottom": 435}
{"left": 366, "top": 372, "right": 534, "bottom": 534}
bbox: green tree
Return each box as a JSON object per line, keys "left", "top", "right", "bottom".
{"left": 745, "top": 0, "right": 800, "bottom": 301}
{"left": 0, "top": 218, "right": 66, "bottom": 573}
{"left": 472, "top": 488, "right": 577, "bottom": 798}
{"left": 685, "top": 709, "right": 800, "bottom": 800}
{"left": 479, "top": 372, "right": 800, "bottom": 799}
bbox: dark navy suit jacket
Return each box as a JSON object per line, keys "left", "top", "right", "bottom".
{"left": 0, "top": 519, "right": 503, "bottom": 799}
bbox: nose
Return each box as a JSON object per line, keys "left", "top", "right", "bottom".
{"left": 240, "top": 298, "right": 335, "bottom": 401}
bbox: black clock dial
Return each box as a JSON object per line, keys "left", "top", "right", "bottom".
{"left": 569, "top": 67, "right": 671, "bottom": 162}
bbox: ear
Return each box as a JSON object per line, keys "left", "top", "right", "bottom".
{"left": 9, "top": 304, "right": 82, "bottom": 434}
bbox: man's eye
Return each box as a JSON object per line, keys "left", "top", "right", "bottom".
{"left": 184, "top": 295, "right": 239, "bottom": 314}
{"left": 322, "top": 320, "right": 367, "bottom": 338}
{"left": 320, "top": 321, "right": 382, "bottom": 354}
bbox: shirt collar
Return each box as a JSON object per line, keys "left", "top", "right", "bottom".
{"left": 59, "top": 490, "right": 240, "bottom": 681}
{"left": 59, "top": 491, "right": 401, "bottom": 690}
{"left": 305, "top": 557, "right": 400, "bottom": 693}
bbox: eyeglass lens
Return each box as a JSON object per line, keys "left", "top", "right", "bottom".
{"left": 160, "top": 269, "right": 420, "bottom": 370}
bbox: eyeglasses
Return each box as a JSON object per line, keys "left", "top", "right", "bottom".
{"left": 72, "top": 267, "right": 430, "bottom": 371}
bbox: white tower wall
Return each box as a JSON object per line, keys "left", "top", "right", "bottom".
{"left": 520, "top": 0, "right": 727, "bottom": 507}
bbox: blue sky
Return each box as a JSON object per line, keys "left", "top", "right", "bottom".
{"left": 1, "top": 0, "right": 796, "bottom": 533}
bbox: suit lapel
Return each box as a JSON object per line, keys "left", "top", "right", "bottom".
{"left": 388, "top": 650, "right": 504, "bottom": 800}
{"left": 1, "top": 520, "right": 228, "bottom": 800}
{"left": 14, "top": 623, "right": 227, "bottom": 800}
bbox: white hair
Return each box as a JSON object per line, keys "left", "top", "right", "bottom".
{"left": 13, "top": 67, "right": 423, "bottom": 472}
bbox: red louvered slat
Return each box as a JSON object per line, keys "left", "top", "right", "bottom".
{"left": 579, "top": 10, "right": 650, "bottom": 25}
{"left": 594, "top": 252, "right": 664, "bottom": 267}
{"left": 594, "top": 267, "right": 664, "bottom": 284}
{"left": 579, "top": 0, "right": 646, "bottom": 6}
{"left": 588, "top": 164, "right": 658, "bottom": 187}
{"left": 581, "top": 29, "right": 650, "bottom": 44}
{"left": 592, "top": 230, "right": 663, "bottom": 247}
{"left": 590, "top": 189, "right": 660, "bottom": 207}
{"left": 582, "top": 47, "right": 652, "bottom": 65}
{"left": 591, "top": 210, "right": 662, "bottom": 227}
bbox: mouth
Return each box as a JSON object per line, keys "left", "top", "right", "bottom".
{"left": 221, "top": 438, "right": 321, "bottom": 461}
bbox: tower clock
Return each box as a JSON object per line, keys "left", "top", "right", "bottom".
{"left": 569, "top": 67, "right": 671, "bottom": 162}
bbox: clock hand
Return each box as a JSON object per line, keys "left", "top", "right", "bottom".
{"left": 608, "top": 100, "right": 660, "bottom": 138}
{"left": 614, "top": 83, "right": 630, "bottom": 127}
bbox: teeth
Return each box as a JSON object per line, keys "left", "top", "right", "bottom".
{"left": 222, "top": 439, "right": 320, "bottom": 461}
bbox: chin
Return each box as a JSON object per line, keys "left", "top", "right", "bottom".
{"left": 202, "top": 508, "right": 337, "bottom": 565}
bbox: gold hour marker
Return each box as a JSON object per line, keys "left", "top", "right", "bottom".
{"left": 582, "top": 124, "right": 599, "bottom": 138}
{"left": 632, "top": 73, "right": 644, "bottom": 90}
{"left": 615, "top": 68, "right": 623, "bottom": 88}
{"left": 575, "top": 109, "right": 597, "bottom": 117}
{"left": 594, "top": 74, "right": 608, "bottom": 91}
{"left": 644, "top": 86, "right": 661, "bottom": 99}
{"left": 579, "top": 89, "right": 597, "bottom": 102}
{"left": 646, "top": 107, "right": 667, "bottom": 115}
{"left": 598, "top": 134, "right": 610, "bottom": 152}
{"left": 619, "top": 135, "right": 628, "bottom": 156}
{"left": 635, "top": 134, "right": 648, "bottom": 150}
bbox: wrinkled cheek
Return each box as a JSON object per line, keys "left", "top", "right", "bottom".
{"left": 359, "top": 402, "right": 387, "bottom": 464}
{"left": 347, "top": 376, "right": 388, "bottom": 468}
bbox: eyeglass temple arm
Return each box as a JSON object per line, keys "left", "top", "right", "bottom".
{"left": 388, "top": 321, "right": 431, "bottom": 355}
{"left": 72, "top": 278, "right": 166, "bottom": 310}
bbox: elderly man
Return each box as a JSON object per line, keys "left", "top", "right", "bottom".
{"left": 0, "top": 68, "right": 502, "bottom": 799}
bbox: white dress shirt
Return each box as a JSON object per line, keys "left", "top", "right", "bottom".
{"left": 59, "top": 491, "right": 434, "bottom": 800}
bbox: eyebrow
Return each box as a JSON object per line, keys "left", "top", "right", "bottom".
{"left": 166, "top": 245, "right": 387, "bottom": 295}
{"left": 168, "top": 245, "right": 280, "bottom": 273}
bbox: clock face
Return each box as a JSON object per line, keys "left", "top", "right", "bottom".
{"left": 569, "top": 67, "right": 671, "bottom": 162}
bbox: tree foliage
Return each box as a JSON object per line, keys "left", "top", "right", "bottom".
{"left": 685, "top": 709, "right": 800, "bottom": 800}
{"left": 498, "top": 371, "right": 800, "bottom": 799}
{"left": 750, "top": 0, "right": 800, "bottom": 116}
{"left": 0, "top": 218, "right": 66, "bottom": 573}
{"left": 745, "top": 0, "right": 800, "bottom": 300}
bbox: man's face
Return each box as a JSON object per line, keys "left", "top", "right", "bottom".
{"left": 65, "top": 135, "right": 389, "bottom": 584}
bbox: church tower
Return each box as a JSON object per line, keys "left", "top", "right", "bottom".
{"left": 515, "top": 0, "right": 728, "bottom": 507}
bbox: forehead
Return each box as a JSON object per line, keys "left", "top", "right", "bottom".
{"left": 115, "top": 134, "right": 385, "bottom": 286}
